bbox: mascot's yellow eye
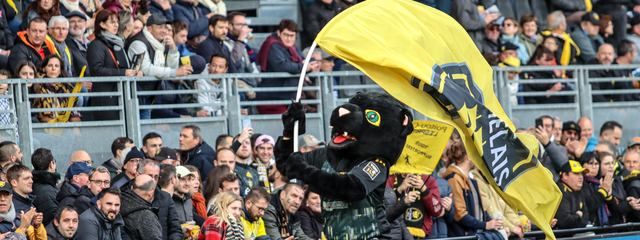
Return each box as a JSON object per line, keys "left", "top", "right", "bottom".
{"left": 365, "top": 109, "right": 380, "bottom": 127}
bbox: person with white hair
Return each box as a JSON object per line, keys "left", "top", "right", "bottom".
{"left": 541, "top": 10, "right": 580, "bottom": 66}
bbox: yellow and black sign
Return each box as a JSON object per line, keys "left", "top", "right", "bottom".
{"left": 391, "top": 120, "right": 453, "bottom": 175}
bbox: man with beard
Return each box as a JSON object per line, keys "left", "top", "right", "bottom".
{"left": 76, "top": 188, "right": 125, "bottom": 239}
{"left": 267, "top": 163, "right": 288, "bottom": 192}
{"left": 241, "top": 187, "right": 271, "bottom": 239}
{"left": 59, "top": 166, "right": 111, "bottom": 215}
{"left": 0, "top": 141, "right": 22, "bottom": 166}
{"left": 172, "top": 166, "right": 195, "bottom": 225}
{"left": 64, "top": 11, "right": 90, "bottom": 77}
{"left": 46, "top": 205, "right": 79, "bottom": 240}
{"left": 263, "top": 183, "right": 311, "bottom": 240}
{"left": 589, "top": 42, "right": 640, "bottom": 102}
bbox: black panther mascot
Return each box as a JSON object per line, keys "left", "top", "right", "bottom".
{"left": 275, "top": 92, "right": 414, "bottom": 239}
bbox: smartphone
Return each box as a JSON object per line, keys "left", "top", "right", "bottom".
{"left": 242, "top": 119, "right": 252, "bottom": 129}
{"left": 535, "top": 118, "right": 543, "bottom": 129}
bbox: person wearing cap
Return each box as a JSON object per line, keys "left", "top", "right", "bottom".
{"left": 477, "top": 19, "right": 504, "bottom": 56}
{"left": 559, "top": 121, "right": 581, "bottom": 147}
{"left": 501, "top": 17, "right": 530, "bottom": 64}
{"left": 498, "top": 56, "right": 524, "bottom": 106}
{"left": 554, "top": 160, "right": 589, "bottom": 229}
{"left": 172, "top": 166, "right": 196, "bottom": 226}
{"left": 625, "top": 12, "right": 640, "bottom": 64}
{"left": 112, "top": 147, "right": 145, "bottom": 189}
{"left": 152, "top": 147, "right": 179, "bottom": 166}
{"left": 30, "top": 148, "right": 61, "bottom": 226}
{"left": 627, "top": 137, "right": 640, "bottom": 154}
{"left": 64, "top": 11, "right": 91, "bottom": 79}
{"left": 541, "top": 11, "right": 579, "bottom": 66}
{"left": 497, "top": 42, "right": 520, "bottom": 64}
{"left": 570, "top": 12, "right": 601, "bottom": 63}
{"left": 0, "top": 180, "right": 47, "bottom": 238}
{"left": 299, "top": 134, "right": 324, "bottom": 153}
{"left": 59, "top": 166, "right": 111, "bottom": 215}
{"left": 252, "top": 134, "right": 275, "bottom": 192}
{"left": 56, "top": 162, "right": 92, "bottom": 214}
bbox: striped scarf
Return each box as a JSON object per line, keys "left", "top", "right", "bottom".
{"left": 225, "top": 216, "right": 244, "bottom": 240}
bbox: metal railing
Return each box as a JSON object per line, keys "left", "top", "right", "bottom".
{"left": 6, "top": 64, "right": 640, "bottom": 170}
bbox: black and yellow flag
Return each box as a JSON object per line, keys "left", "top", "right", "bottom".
{"left": 315, "top": 0, "right": 561, "bottom": 239}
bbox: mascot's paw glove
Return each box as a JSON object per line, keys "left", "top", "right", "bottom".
{"left": 282, "top": 101, "right": 306, "bottom": 138}
{"left": 285, "top": 152, "right": 310, "bottom": 181}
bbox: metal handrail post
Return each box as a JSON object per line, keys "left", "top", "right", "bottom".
{"left": 227, "top": 78, "right": 241, "bottom": 134}
{"left": 321, "top": 75, "right": 336, "bottom": 141}
{"left": 124, "top": 80, "right": 142, "bottom": 145}
{"left": 495, "top": 69, "right": 512, "bottom": 118}
{"left": 579, "top": 67, "right": 594, "bottom": 120}
{"left": 16, "top": 81, "right": 33, "bottom": 165}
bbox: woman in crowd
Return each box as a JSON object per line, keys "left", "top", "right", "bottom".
{"left": 185, "top": 165, "right": 207, "bottom": 225}
{"left": 103, "top": 0, "right": 138, "bottom": 17}
{"left": 117, "top": 10, "right": 134, "bottom": 40}
{"left": 20, "top": 0, "right": 61, "bottom": 30}
{"left": 87, "top": 9, "right": 141, "bottom": 121}
{"left": 32, "top": 55, "right": 82, "bottom": 123}
{"left": 15, "top": 61, "right": 36, "bottom": 80}
{"left": 198, "top": 191, "right": 245, "bottom": 240}
{"left": 297, "top": 190, "right": 323, "bottom": 239}
{"left": 599, "top": 152, "right": 640, "bottom": 224}
{"left": 580, "top": 152, "right": 612, "bottom": 226}
{"left": 501, "top": 17, "right": 530, "bottom": 64}
{"left": 204, "top": 165, "right": 232, "bottom": 212}
{"left": 521, "top": 46, "right": 573, "bottom": 104}
{"left": 443, "top": 141, "right": 503, "bottom": 237}
{"left": 519, "top": 14, "right": 543, "bottom": 57}
{"left": 132, "top": 17, "right": 144, "bottom": 36}
{"left": 597, "top": 15, "right": 615, "bottom": 47}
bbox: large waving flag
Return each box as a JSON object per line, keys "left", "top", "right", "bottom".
{"left": 315, "top": 0, "right": 561, "bottom": 239}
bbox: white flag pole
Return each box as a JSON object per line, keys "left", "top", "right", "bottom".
{"left": 293, "top": 42, "right": 318, "bottom": 152}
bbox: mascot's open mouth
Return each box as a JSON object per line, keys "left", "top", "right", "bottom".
{"left": 329, "top": 131, "right": 357, "bottom": 148}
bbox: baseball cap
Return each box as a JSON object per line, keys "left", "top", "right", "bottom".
{"left": 255, "top": 135, "right": 276, "bottom": 148}
{"left": 176, "top": 165, "right": 195, "bottom": 179}
{"left": 581, "top": 12, "right": 602, "bottom": 25}
{"left": 0, "top": 181, "right": 11, "bottom": 194}
{"left": 146, "top": 13, "right": 171, "bottom": 26}
{"left": 628, "top": 137, "right": 640, "bottom": 148}
{"left": 65, "top": 162, "right": 93, "bottom": 179}
{"left": 562, "top": 121, "right": 582, "bottom": 135}
{"left": 561, "top": 160, "right": 589, "bottom": 174}
{"left": 498, "top": 56, "right": 521, "bottom": 68}
{"left": 500, "top": 42, "right": 519, "bottom": 52}
{"left": 64, "top": 11, "right": 87, "bottom": 20}
{"left": 152, "top": 147, "right": 178, "bottom": 161}
{"left": 299, "top": 134, "right": 325, "bottom": 148}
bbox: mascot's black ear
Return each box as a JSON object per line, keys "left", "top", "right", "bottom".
{"left": 400, "top": 108, "right": 414, "bottom": 137}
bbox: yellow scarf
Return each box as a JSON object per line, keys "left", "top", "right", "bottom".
{"left": 542, "top": 31, "right": 581, "bottom": 65}
{"left": 585, "top": 0, "right": 592, "bottom": 12}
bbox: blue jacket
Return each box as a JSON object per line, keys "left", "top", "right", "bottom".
{"left": 196, "top": 35, "right": 238, "bottom": 73}
{"left": 12, "top": 191, "right": 35, "bottom": 218}
{"left": 172, "top": 0, "right": 211, "bottom": 39}
{"left": 255, "top": 33, "right": 305, "bottom": 101}
{"left": 151, "top": 80, "right": 190, "bottom": 119}
{"left": 428, "top": 176, "right": 454, "bottom": 239}
{"left": 182, "top": 141, "right": 216, "bottom": 181}
{"left": 149, "top": 1, "right": 174, "bottom": 21}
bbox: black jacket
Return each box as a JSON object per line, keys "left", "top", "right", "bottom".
{"left": 153, "top": 188, "right": 183, "bottom": 240}
{"left": 119, "top": 189, "right": 163, "bottom": 240}
{"left": 624, "top": 176, "right": 640, "bottom": 222}
{"left": 12, "top": 191, "right": 35, "bottom": 218}
{"left": 57, "top": 181, "right": 79, "bottom": 203}
{"left": 587, "top": 58, "right": 639, "bottom": 102}
{"left": 302, "top": 0, "right": 341, "bottom": 47}
{"left": 182, "top": 141, "right": 216, "bottom": 181}
{"left": 150, "top": 80, "right": 190, "bottom": 118}
{"left": 297, "top": 209, "right": 323, "bottom": 240}
{"left": 451, "top": 0, "right": 486, "bottom": 43}
{"left": 8, "top": 31, "right": 55, "bottom": 74}
{"left": 0, "top": 0, "right": 14, "bottom": 51}
{"left": 520, "top": 70, "right": 575, "bottom": 104}
{"left": 606, "top": 176, "right": 634, "bottom": 224}
{"left": 149, "top": 0, "right": 174, "bottom": 21}
{"left": 196, "top": 35, "right": 238, "bottom": 73}
{"left": 69, "top": 185, "right": 95, "bottom": 215}
{"left": 65, "top": 36, "right": 90, "bottom": 77}
{"left": 32, "top": 170, "right": 60, "bottom": 226}
{"left": 87, "top": 32, "right": 130, "bottom": 121}
{"left": 383, "top": 186, "right": 412, "bottom": 240}
{"left": 172, "top": 193, "right": 194, "bottom": 224}
{"left": 263, "top": 189, "right": 311, "bottom": 240}
{"left": 582, "top": 177, "right": 608, "bottom": 225}
{"left": 551, "top": 0, "right": 587, "bottom": 15}
{"left": 554, "top": 181, "right": 589, "bottom": 229}
{"left": 77, "top": 204, "right": 125, "bottom": 240}
{"left": 477, "top": 36, "right": 503, "bottom": 56}
{"left": 46, "top": 221, "right": 77, "bottom": 240}
{"left": 171, "top": 0, "right": 211, "bottom": 39}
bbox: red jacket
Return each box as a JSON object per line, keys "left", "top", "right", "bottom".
{"left": 386, "top": 174, "right": 442, "bottom": 237}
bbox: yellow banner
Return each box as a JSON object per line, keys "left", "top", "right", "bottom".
{"left": 315, "top": 0, "right": 561, "bottom": 239}
{"left": 391, "top": 120, "right": 453, "bottom": 175}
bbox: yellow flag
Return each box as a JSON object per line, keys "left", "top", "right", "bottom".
{"left": 391, "top": 120, "right": 453, "bottom": 175}
{"left": 315, "top": 0, "right": 561, "bottom": 239}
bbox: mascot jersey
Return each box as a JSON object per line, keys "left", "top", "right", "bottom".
{"left": 275, "top": 92, "right": 414, "bottom": 240}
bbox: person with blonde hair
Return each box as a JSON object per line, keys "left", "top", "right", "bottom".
{"left": 198, "top": 192, "right": 244, "bottom": 240}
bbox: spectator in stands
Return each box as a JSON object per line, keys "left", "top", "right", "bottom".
{"left": 153, "top": 164, "right": 183, "bottom": 240}
{"left": 32, "top": 55, "right": 85, "bottom": 123}
{"left": 214, "top": 173, "right": 240, "bottom": 201}
{"left": 76, "top": 188, "right": 125, "bottom": 239}
{"left": 65, "top": 11, "right": 90, "bottom": 77}
{"left": 69, "top": 150, "right": 92, "bottom": 166}
{"left": 173, "top": 166, "right": 196, "bottom": 226}
{"left": 203, "top": 164, "right": 231, "bottom": 208}
{"left": 149, "top": 0, "right": 173, "bottom": 21}
{"left": 628, "top": 138, "right": 640, "bottom": 153}
{"left": 132, "top": 17, "right": 143, "bottom": 36}
{"left": 104, "top": 0, "right": 137, "bottom": 16}
{"left": 498, "top": 56, "right": 524, "bottom": 106}
{"left": 555, "top": 160, "right": 589, "bottom": 229}
{"left": 263, "top": 183, "right": 311, "bottom": 240}
{"left": 0, "top": 180, "right": 46, "bottom": 237}
{"left": 0, "top": 81, "right": 17, "bottom": 149}
{"left": 88, "top": 10, "right": 142, "bottom": 121}
{"left": 387, "top": 172, "right": 443, "bottom": 238}
{"left": 196, "top": 53, "right": 227, "bottom": 117}
{"left": 152, "top": 147, "right": 179, "bottom": 166}
{"left": 46, "top": 205, "right": 79, "bottom": 240}
{"left": 241, "top": 187, "right": 270, "bottom": 239}
{"left": 199, "top": 0, "right": 226, "bottom": 15}
{"left": 142, "top": 132, "right": 163, "bottom": 159}
{"left": 0, "top": 162, "right": 17, "bottom": 182}
{"left": 590, "top": 40, "right": 640, "bottom": 102}
{"left": 226, "top": 12, "right": 256, "bottom": 64}
{"left": 451, "top": 0, "right": 498, "bottom": 43}
{"left": 252, "top": 134, "right": 274, "bottom": 191}
{"left": 103, "top": 137, "right": 135, "bottom": 178}
{"left": 197, "top": 15, "right": 237, "bottom": 73}
{"left": 20, "top": 0, "right": 61, "bottom": 31}
{"left": 299, "top": 134, "right": 324, "bottom": 153}
{"left": 31, "top": 147, "right": 60, "bottom": 226}
{"left": 120, "top": 174, "right": 163, "bottom": 240}
{"left": 624, "top": 151, "right": 640, "bottom": 172}
{"left": 471, "top": 169, "right": 524, "bottom": 239}
{"left": 9, "top": 17, "right": 55, "bottom": 74}
{"left": 521, "top": 46, "right": 573, "bottom": 104}
{"left": 534, "top": 115, "right": 569, "bottom": 182}
{"left": 60, "top": 166, "right": 110, "bottom": 215}
{"left": 14, "top": 60, "right": 36, "bottom": 82}
{"left": 216, "top": 135, "right": 233, "bottom": 150}
{"left": 498, "top": 42, "right": 519, "bottom": 63}
{"left": 7, "top": 164, "right": 36, "bottom": 218}
{"left": 0, "top": 0, "right": 13, "bottom": 70}
{"left": 383, "top": 184, "right": 414, "bottom": 239}
{"left": 59, "top": 0, "right": 88, "bottom": 16}
{"left": 443, "top": 142, "right": 502, "bottom": 237}
{"left": 571, "top": 12, "right": 601, "bottom": 63}
{"left": 255, "top": 19, "right": 319, "bottom": 114}
{"left": 232, "top": 134, "right": 259, "bottom": 196}
{"left": 179, "top": 124, "right": 216, "bottom": 180}
{"left": 184, "top": 165, "right": 206, "bottom": 225}
{"left": 56, "top": 162, "right": 92, "bottom": 209}
{"left": 0, "top": 141, "right": 22, "bottom": 167}
{"left": 542, "top": 11, "right": 579, "bottom": 66}
{"left": 199, "top": 191, "right": 244, "bottom": 240}
{"left": 627, "top": 13, "right": 640, "bottom": 64}
{"left": 519, "top": 14, "right": 543, "bottom": 57}
{"left": 593, "top": 0, "right": 627, "bottom": 46}
{"left": 268, "top": 163, "right": 287, "bottom": 192}
{"left": 297, "top": 189, "right": 325, "bottom": 239}
{"left": 211, "top": 148, "right": 235, "bottom": 174}
{"left": 48, "top": 16, "right": 76, "bottom": 77}
{"left": 501, "top": 17, "right": 530, "bottom": 64}
{"left": 596, "top": 14, "right": 614, "bottom": 47}
{"left": 302, "top": 0, "right": 341, "bottom": 47}
{"left": 553, "top": 117, "right": 563, "bottom": 142}
{"left": 224, "top": 12, "right": 258, "bottom": 91}
{"left": 172, "top": 0, "right": 214, "bottom": 51}
{"left": 112, "top": 147, "right": 144, "bottom": 188}
{"left": 588, "top": 44, "right": 617, "bottom": 102}
{"left": 559, "top": 121, "right": 581, "bottom": 147}
{"left": 117, "top": 10, "right": 133, "bottom": 40}
{"left": 597, "top": 121, "right": 622, "bottom": 149}
{"left": 477, "top": 21, "right": 503, "bottom": 55}
{"left": 598, "top": 152, "right": 640, "bottom": 224}
{"left": 578, "top": 116, "right": 593, "bottom": 139}
{"left": 579, "top": 152, "right": 610, "bottom": 226}
{"left": 549, "top": 0, "right": 589, "bottom": 23}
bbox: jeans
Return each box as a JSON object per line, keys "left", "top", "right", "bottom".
{"left": 77, "top": 87, "right": 89, "bottom": 107}
{"left": 139, "top": 109, "right": 151, "bottom": 119}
